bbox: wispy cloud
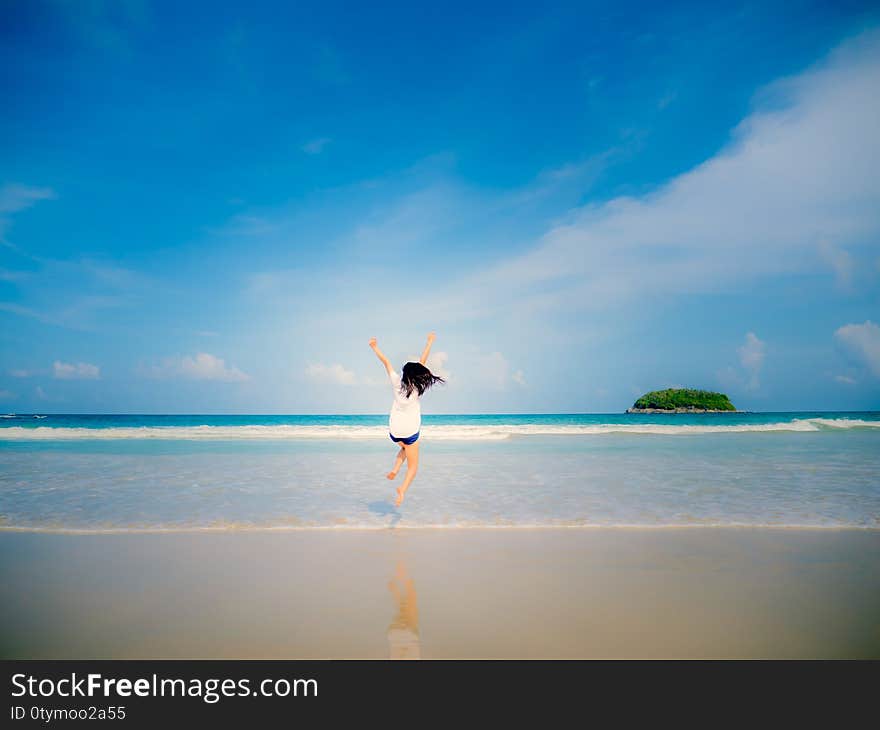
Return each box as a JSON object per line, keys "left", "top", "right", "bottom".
{"left": 0, "top": 183, "right": 55, "bottom": 215}
{"left": 48, "top": 0, "right": 152, "bottom": 58}
{"left": 819, "top": 240, "right": 854, "bottom": 291}
{"left": 657, "top": 90, "right": 678, "bottom": 110}
{"left": 738, "top": 332, "right": 766, "bottom": 390}
{"left": 302, "top": 137, "right": 331, "bottom": 155}
{"left": 0, "top": 302, "right": 57, "bottom": 325}
{"left": 53, "top": 361, "right": 101, "bottom": 380}
{"left": 0, "top": 183, "right": 55, "bottom": 245}
{"left": 0, "top": 186, "right": 143, "bottom": 335}
{"left": 0, "top": 257, "right": 148, "bottom": 331}
{"left": 473, "top": 352, "right": 526, "bottom": 390}
{"left": 146, "top": 353, "right": 250, "bottom": 382}
{"left": 0, "top": 389, "right": 16, "bottom": 400}
{"left": 834, "top": 321, "right": 880, "bottom": 377}
{"left": 219, "top": 214, "right": 282, "bottom": 237}
{"left": 718, "top": 332, "right": 766, "bottom": 392}
{"left": 350, "top": 183, "right": 465, "bottom": 253}
{"left": 430, "top": 29, "right": 880, "bottom": 323}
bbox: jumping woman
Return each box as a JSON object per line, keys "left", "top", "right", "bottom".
{"left": 369, "top": 332, "right": 445, "bottom": 507}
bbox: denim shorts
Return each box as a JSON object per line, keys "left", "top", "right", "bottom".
{"left": 389, "top": 431, "right": 420, "bottom": 445}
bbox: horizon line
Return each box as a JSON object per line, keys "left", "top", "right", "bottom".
{"left": 3, "top": 410, "right": 879, "bottom": 417}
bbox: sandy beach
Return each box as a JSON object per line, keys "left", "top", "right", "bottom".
{"left": 2, "top": 527, "right": 878, "bottom": 659}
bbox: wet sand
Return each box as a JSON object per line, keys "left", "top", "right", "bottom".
{"left": 1, "top": 528, "right": 878, "bottom": 659}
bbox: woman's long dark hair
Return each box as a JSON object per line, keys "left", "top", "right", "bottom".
{"left": 400, "top": 361, "right": 445, "bottom": 398}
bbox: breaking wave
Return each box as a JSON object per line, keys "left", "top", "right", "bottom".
{"left": 1, "top": 418, "right": 879, "bottom": 441}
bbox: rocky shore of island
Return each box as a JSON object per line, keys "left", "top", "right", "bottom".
{"left": 625, "top": 407, "right": 738, "bottom": 414}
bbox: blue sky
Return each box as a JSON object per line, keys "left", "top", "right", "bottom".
{"left": 1, "top": 0, "right": 879, "bottom": 414}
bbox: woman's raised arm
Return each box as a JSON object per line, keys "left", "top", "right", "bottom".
{"left": 369, "top": 337, "right": 393, "bottom": 374}
{"left": 419, "top": 332, "right": 436, "bottom": 365}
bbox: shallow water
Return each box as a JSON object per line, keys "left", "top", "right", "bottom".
{"left": 1, "top": 412, "right": 878, "bottom": 530}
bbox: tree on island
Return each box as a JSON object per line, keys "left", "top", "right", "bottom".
{"left": 629, "top": 388, "right": 736, "bottom": 412}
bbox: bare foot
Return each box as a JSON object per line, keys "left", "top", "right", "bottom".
{"left": 386, "top": 470, "right": 398, "bottom": 480}
{"left": 394, "top": 487, "right": 407, "bottom": 507}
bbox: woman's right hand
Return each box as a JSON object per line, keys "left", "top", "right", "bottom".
{"left": 369, "top": 337, "right": 377, "bottom": 348}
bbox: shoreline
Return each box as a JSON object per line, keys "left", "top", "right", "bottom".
{"left": 3, "top": 527, "right": 878, "bottom": 659}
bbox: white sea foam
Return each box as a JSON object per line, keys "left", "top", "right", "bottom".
{"left": 1, "top": 418, "right": 879, "bottom": 440}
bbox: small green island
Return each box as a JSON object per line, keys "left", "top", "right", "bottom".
{"left": 626, "top": 388, "right": 736, "bottom": 413}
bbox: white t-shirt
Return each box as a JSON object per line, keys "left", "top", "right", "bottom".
{"left": 388, "top": 368, "right": 421, "bottom": 438}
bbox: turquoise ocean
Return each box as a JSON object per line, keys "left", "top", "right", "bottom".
{"left": 1, "top": 412, "right": 879, "bottom": 530}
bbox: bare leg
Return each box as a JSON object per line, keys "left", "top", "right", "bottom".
{"left": 387, "top": 447, "right": 406, "bottom": 480}
{"left": 395, "top": 442, "right": 419, "bottom": 507}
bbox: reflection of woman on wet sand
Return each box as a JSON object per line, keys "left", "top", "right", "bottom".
{"left": 387, "top": 561, "right": 420, "bottom": 659}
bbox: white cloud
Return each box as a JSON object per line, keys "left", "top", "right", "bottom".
{"left": 305, "top": 362, "right": 357, "bottom": 385}
{"left": 833, "top": 374, "right": 857, "bottom": 385}
{"left": 302, "top": 137, "right": 331, "bottom": 155}
{"left": 148, "top": 353, "right": 250, "bottom": 382}
{"left": 9, "top": 369, "right": 31, "bottom": 378}
{"left": 0, "top": 389, "right": 15, "bottom": 400}
{"left": 477, "top": 352, "right": 510, "bottom": 389}
{"left": 34, "top": 386, "right": 48, "bottom": 400}
{"left": 834, "top": 321, "right": 880, "bottom": 377}
{"left": 717, "top": 332, "right": 766, "bottom": 392}
{"left": 178, "top": 353, "right": 248, "bottom": 382}
{"left": 424, "top": 351, "right": 451, "bottom": 381}
{"left": 473, "top": 352, "right": 525, "bottom": 390}
{"left": 53, "top": 361, "right": 100, "bottom": 380}
{"left": 738, "top": 332, "right": 766, "bottom": 385}
{"left": 432, "top": 29, "right": 880, "bottom": 323}
{"left": 818, "top": 240, "right": 854, "bottom": 291}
